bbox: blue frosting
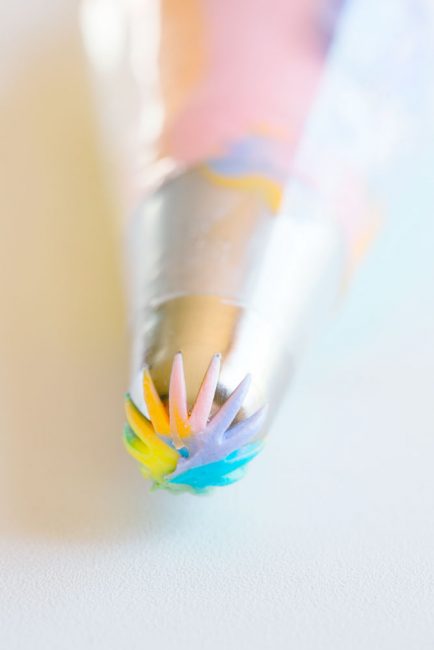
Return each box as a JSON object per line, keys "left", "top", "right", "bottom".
{"left": 167, "top": 442, "right": 263, "bottom": 491}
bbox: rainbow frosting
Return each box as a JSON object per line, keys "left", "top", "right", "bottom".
{"left": 124, "top": 353, "right": 266, "bottom": 493}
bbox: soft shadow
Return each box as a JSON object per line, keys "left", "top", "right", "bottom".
{"left": 0, "top": 25, "right": 175, "bottom": 540}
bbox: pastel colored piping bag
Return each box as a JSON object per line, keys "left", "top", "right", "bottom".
{"left": 81, "top": 0, "right": 431, "bottom": 492}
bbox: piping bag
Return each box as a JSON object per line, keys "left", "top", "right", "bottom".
{"left": 81, "top": 0, "right": 430, "bottom": 493}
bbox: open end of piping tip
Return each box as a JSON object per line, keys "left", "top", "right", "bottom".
{"left": 123, "top": 352, "right": 267, "bottom": 494}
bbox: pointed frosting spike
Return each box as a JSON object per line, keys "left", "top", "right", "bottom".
{"left": 169, "top": 352, "right": 190, "bottom": 445}
{"left": 189, "top": 353, "right": 221, "bottom": 433}
{"left": 142, "top": 367, "right": 170, "bottom": 436}
{"left": 206, "top": 374, "right": 252, "bottom": 439}
{"left": 124, "top": 396, "right": 178, "bottom": 481}
{"left": 220, "top": 406, "right": 267, "bottom": 457}
{"left": 125, "top": 395, "right": 156, "bottom": 446}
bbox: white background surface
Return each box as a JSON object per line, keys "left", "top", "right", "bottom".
{"left": 1, "top": 2, "right": 434, "bottom": 649}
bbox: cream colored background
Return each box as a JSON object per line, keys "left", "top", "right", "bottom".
{"left": 1, "top": 3, "right": 434, "bottom": 649}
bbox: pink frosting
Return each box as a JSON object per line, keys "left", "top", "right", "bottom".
{"left": 159, "top": 0, "right": 344, "bottom": 167}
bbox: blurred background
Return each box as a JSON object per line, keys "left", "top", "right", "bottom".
{"left": 1, "top": 1, "right": 434, "bottom": 649}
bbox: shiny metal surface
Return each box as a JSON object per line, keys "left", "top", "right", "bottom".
{"left": 128, "top": 168, "right": 344, "bottom": 428}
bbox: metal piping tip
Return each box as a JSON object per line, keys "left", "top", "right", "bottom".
{"left": 125, "top": 167, "right": 343, "bottom": 493}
